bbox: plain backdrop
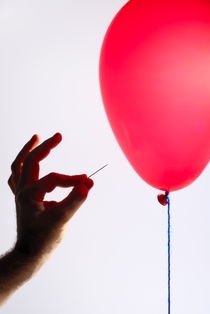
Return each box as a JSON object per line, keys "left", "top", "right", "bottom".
{"left": 1, "top": 1, "right": 210, "bottom": 313}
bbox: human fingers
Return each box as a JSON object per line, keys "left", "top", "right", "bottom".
{"left": 8, "top": 175, "right": 15, "bottom": 194}
{"left": 19, "top": 133, "right": 62, "bottom": 188}
{"left": 53, "top": 178, "right": 94, "bottom": 221}
{"left": 10, "top": 134, "right": 40, "bottom": 188}
{"left": 28, "top": 172, "right": 89, "bottom": 201}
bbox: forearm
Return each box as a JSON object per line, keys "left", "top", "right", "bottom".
{"left": 0, "top": 246, "right": 45, "bottom": 306}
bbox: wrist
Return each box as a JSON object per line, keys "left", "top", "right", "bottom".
{"left": 14, "top": 239, "right": 38, "bottom": 257}
{"left": 14, "top": 232, "right": 49, "bottom": 259}
{"left": 14, "top": 234, "right": 56, "bottom": 262}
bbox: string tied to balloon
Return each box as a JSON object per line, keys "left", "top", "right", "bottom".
{"left": 158, "top": 191, "right": 171, "bottom": 314}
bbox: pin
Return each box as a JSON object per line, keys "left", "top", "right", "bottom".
{"left": 88, "top": 164, "right": 108, "bottom": 178}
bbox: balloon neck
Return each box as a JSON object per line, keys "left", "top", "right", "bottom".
{"left": 157, "top": 191, "right": 170, "bottom": 206}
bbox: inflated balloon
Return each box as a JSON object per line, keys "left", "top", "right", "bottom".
{"left": 100, "top": 0, "right": 210, "bottom": 192}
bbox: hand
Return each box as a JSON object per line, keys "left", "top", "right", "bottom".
{"left": 8, "top": 133, "right": 94, "bottom": 257}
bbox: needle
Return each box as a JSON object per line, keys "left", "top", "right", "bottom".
{"left": 88, "top": 164, "right": 108, "bottom": 178}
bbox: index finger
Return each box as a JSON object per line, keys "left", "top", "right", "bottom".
{"left": 28, "top": 172, "right": 88, "bottom": 201}
{"left": 19, "top": 133, "right": 62, "bottom": 188}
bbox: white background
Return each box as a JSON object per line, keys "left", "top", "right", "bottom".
{"left": 0, "top": 0, "right": 210, "bottom": 313}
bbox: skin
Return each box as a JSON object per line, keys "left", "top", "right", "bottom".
{"left": 0, "top": 133, "right": 94, "bottom": 306}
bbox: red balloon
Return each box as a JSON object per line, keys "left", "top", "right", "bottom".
{"left": 99, "top": 0, "right": 210, "bottom": 192}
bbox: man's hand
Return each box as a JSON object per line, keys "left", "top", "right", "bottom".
{"left": 8, "top": 132, "right": 94, "bottom": 256}
{"left": 0, "top": 133, "right": 93, "bottom": 306}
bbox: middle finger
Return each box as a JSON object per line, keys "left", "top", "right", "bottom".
{"left": 18, "top": 133, "right": 62, "bottom": 188}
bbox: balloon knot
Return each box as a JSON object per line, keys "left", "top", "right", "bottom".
{"left": 157, "top": 191, "right": 169, "bottom": 206}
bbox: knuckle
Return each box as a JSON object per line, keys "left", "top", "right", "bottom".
{"left": 11, "top": 161, "right": 17, "bottom": 172}
{"left": 39, "top": 173, "right": 56, "bottom": 192}
{"left": 15, "top": 189, "right": 25, "bottom": 203}
{"left": 49, "top": 172, "right": 56, "bottom": 177}
{"left": 24, "top": 153, "right": 33, "bottom": 164}
{"left": 48, "top": 172, "right": 56, "bottom": 182}
{"left": 15, "top": 187, "right": 30, "bottom": 204}
{"left": 7, "top": 177, "right": 12, "bottom": 186}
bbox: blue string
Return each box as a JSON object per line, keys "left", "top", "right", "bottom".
{"left": 166, "top": 195, "right": 171, "bottom": 314}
